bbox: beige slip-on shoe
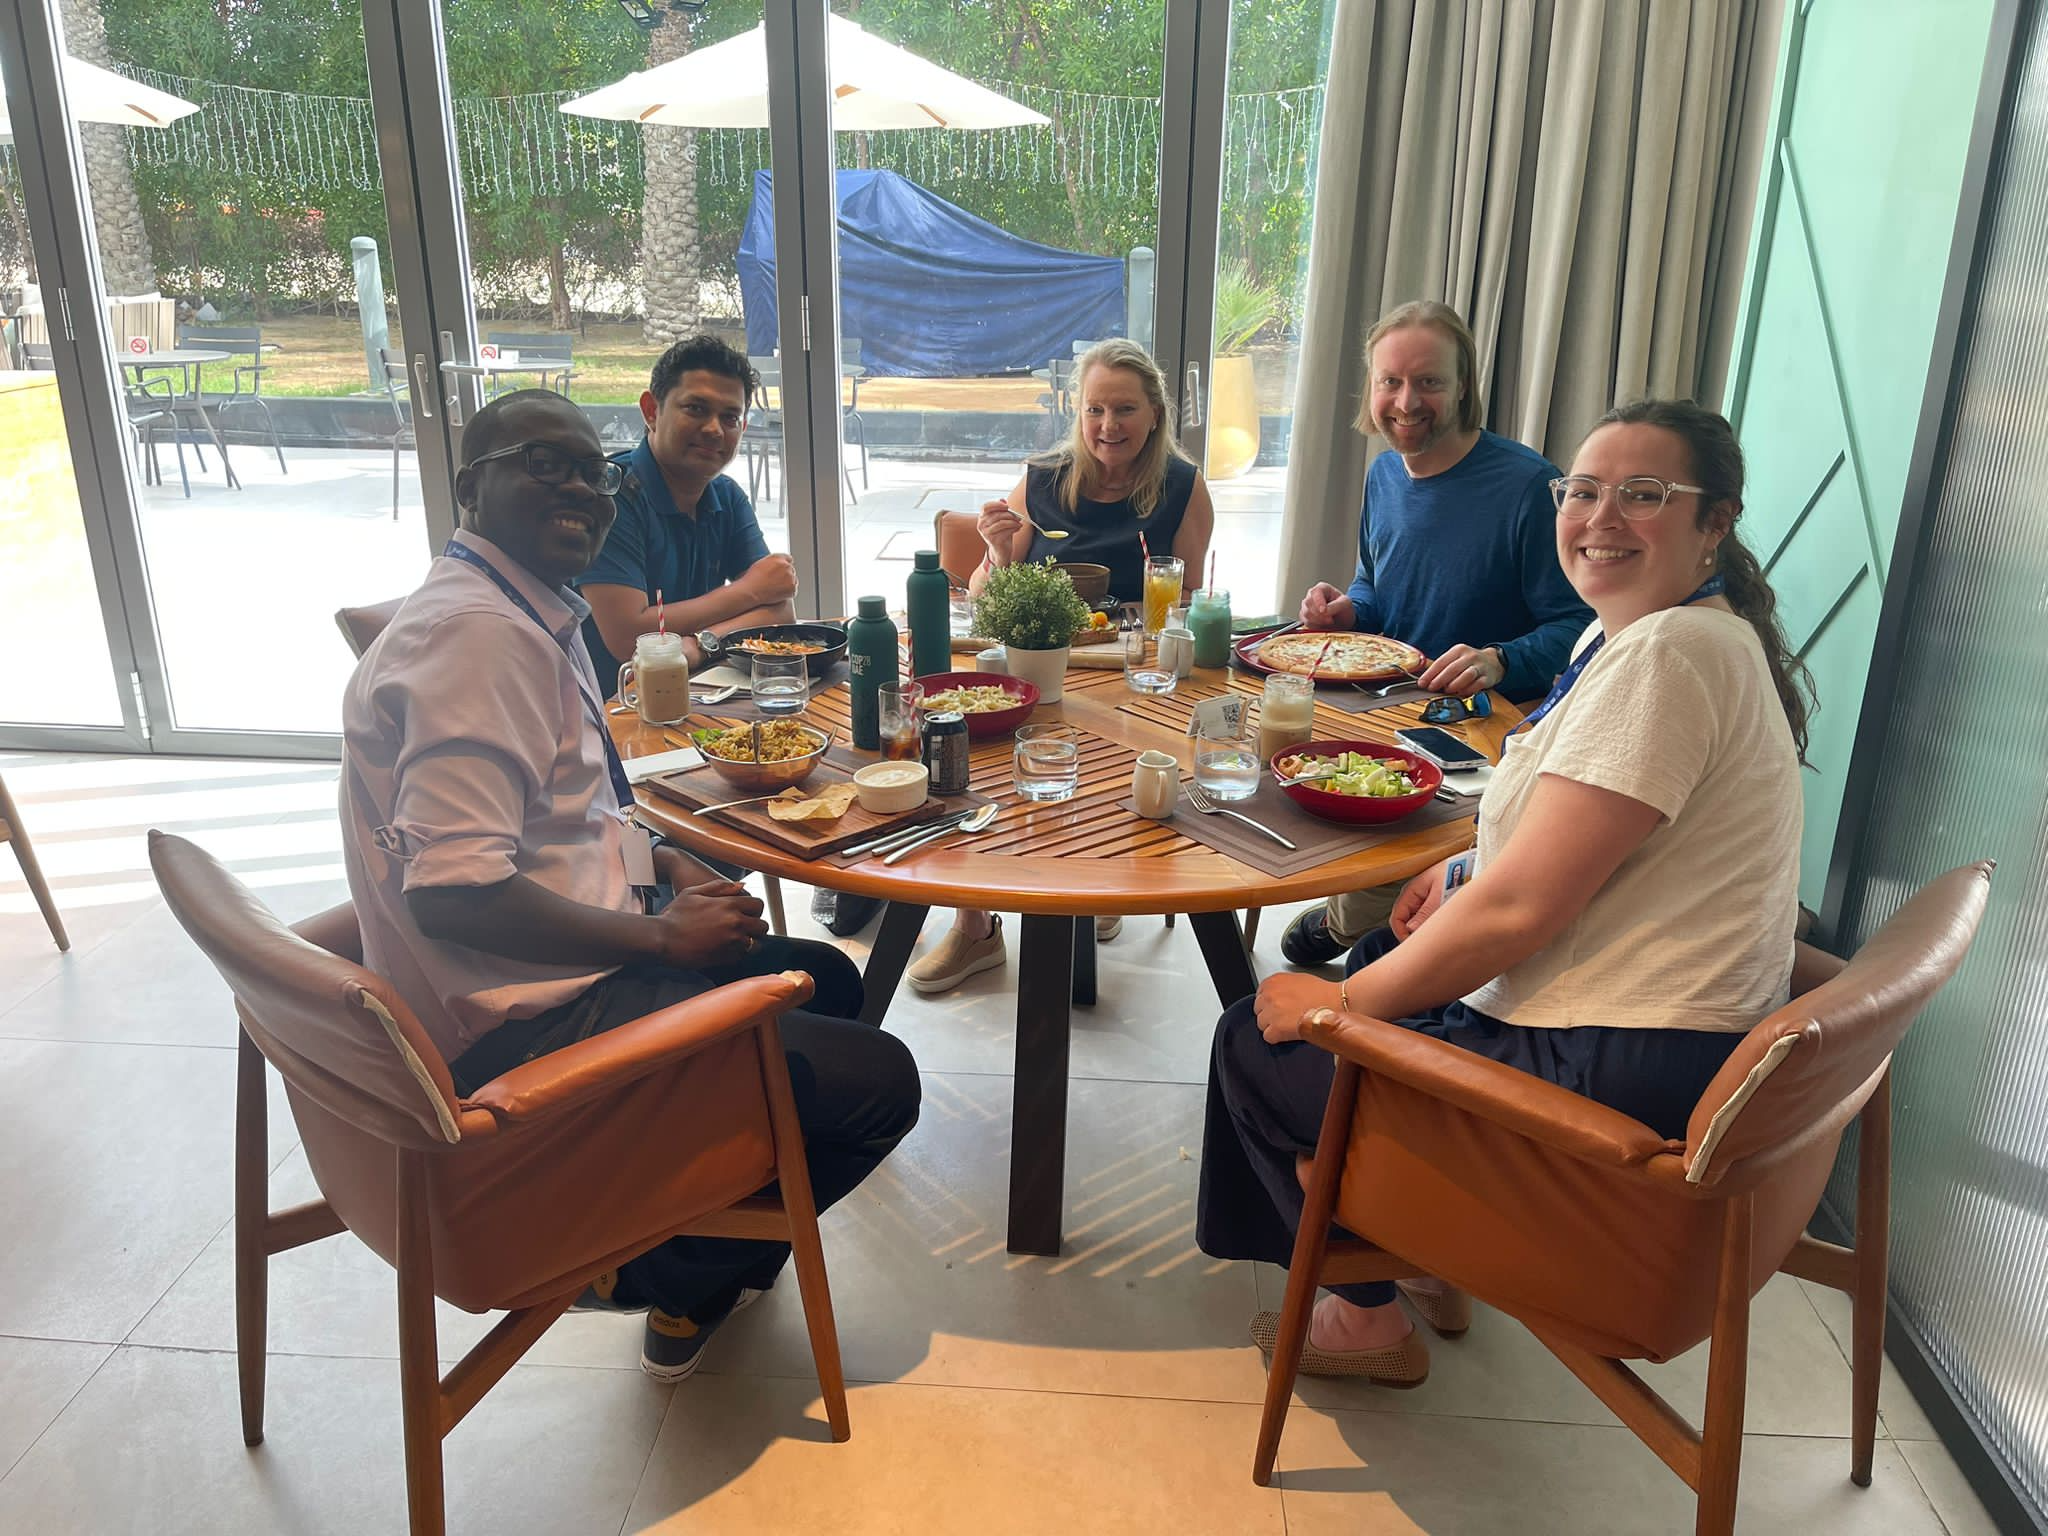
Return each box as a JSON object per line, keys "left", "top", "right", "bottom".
{"left": 1397, "top": 1279, "right": 1473, "bottom": 1338}
{"left": 1248, "top": 1309, "right": 1430, "bottom": 1387}
{"left": 907, "top": 915, "right": 1007, "bottom": 994}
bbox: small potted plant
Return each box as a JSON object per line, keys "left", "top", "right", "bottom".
{"left": 973, "top": 558, "right": 1092, "bottom": 702}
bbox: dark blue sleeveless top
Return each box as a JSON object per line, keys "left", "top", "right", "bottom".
{"left": 1021, "top": 454, "right": 1197, "bottom": 606}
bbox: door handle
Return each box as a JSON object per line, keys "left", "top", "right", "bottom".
{"left": 409, "top": 353, "right": 436, "bottom": 420}
{"left": 1184, "top": 361, "right": 1204, "bottom": 428}
{"left": 437, "top": 330, "right": 478, "bottom": 426}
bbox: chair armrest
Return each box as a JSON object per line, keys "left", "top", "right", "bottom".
{"left": 464, "top": 969, "right": 816, "bottom": 1123}
{"left": 291, "top": 901, "right": 363, "bottom": 963}
{"left": 1302, "top": 1009, "right": 1676, "bottom": 1169}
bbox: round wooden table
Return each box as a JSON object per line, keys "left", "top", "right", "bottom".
{"left": 617, "top": 658, "right": 1519, "bottom": 1254}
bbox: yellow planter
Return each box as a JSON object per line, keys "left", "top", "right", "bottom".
{"left": 1203, "top": 352, "right": 1260, "bottom": 481}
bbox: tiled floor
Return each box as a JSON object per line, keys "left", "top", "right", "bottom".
{"left": 0, "top": 750, "right": 2002, "bottom": 1533}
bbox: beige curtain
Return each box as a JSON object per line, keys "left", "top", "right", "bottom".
{"left": 1275, "top": 0, "right": 1768, "bottom": 606}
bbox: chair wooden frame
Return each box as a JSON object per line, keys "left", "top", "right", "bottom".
{"left": 1255, "top": 1059, "right": 1897, "bottom": 1532}
{"left": 0, "top": 771, "right": 68, "bottom": 951}
{"left": 230, "top": 995, "right": 849, "bottom": 1536}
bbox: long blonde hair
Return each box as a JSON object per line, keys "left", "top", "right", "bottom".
{"left": 1033, "top": 339, "right": 1187, "bottom": 519}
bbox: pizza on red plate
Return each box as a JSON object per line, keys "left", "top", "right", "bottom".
{"left": 1250, "top": 630, "right": 1424, "bottom": 682}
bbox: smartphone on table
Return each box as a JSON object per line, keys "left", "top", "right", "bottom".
{"left": 1395, "top": 725, "right": 1490, "bottom": 774}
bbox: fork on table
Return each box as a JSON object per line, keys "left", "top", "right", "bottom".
{"left": 1183, "top": 782, "right": 1296, "bottom": 849}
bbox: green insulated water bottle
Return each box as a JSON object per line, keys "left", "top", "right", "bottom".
{"left": 847, "top": 595, "right": 898, "bottom": 751}
{"left": 905, "top": 549, "right": 951, "bottom": 681}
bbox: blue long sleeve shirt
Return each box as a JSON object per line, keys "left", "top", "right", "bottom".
{"left": 1344, "top": 430, "right": 1590, "bottom": 701}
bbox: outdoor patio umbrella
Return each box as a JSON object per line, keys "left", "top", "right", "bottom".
{"left": 0, "top": 55, "right": 199, "bottom": 143}
{"left": 560, "top": 13, "right": 1047, "bottom": 131}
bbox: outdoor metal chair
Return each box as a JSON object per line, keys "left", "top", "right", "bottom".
{"left": 741, "top": 353, "right": 858, "bottom": 507}
{"left": 22, "top": 341, "right": 56, "bottom": 370}
{"left": 482, "top": 330, "right": 575, "bottom": 399}
{"left": 841, "top": 338, "right": 868, "bottom": 494}
{"left": 121, "top": 370, "right": 191, "bottom": 497}
{"left": 743, "top": 355, "right": 783, "bottom": 505}
{"left": 179, "top": 324, "right": 287, "bottom": 475}
{"left": 377, "top": 346, "right": 414, "bottom": 521}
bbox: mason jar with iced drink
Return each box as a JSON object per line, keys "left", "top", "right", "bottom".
{"left": 1143, "top": 555, "right": 1184, "bottom": 634}
{"left": 617, "top": 632, "right": 692, "bottom": 725}
{"left": 1257, "top": 673, "right": 1316, "bottom": 764}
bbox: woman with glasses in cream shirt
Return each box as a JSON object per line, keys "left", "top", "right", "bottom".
{"left": 1198, "top": 399, "right": 1810, "bottom": 1387}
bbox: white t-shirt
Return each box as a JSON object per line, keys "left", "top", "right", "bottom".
{"left": 1461, "top": 605, "right": 1802, "bottom": 1033}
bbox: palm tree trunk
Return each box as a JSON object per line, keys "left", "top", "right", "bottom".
{"left": 640, "top": 6, "right": 701, "bottom": 345}
{"left": 55, "top": 0, "right": 158, "bottom": 296}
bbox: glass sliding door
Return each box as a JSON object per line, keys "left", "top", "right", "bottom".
{"left": 437, "top": 0, "right": 803, "bottom": 653}
{"left": 1190, "top": 0, "right": 1341, "bottom": 618}
{"left": 0, "top": 49, "right": 128, "bottom": 736}
{"left": 812, "top": 0, "right": 1170, "bottom": 615}
{"left": 45, "top": 0, "right": 433, "bottom": 743}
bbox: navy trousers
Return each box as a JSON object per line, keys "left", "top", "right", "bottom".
{"left": 1196, "top": 928, "right": 1745, "bottom": 1307}
{"left": 451, "top": 935, "right": 920, "bottom": 1321}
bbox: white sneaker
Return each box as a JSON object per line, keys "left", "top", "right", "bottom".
{"left": 907, "top": 915, "right": 1007, "bottom": 994}
{"left": 1094, "top": 915, "right": 1123, "bottom": 941}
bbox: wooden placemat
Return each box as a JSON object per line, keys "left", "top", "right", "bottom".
{"left": 1119, "top": 780, "right": 1473, "bottom": 879}
{"left": 641, "top": 743, "right": 982, "bottom": 859}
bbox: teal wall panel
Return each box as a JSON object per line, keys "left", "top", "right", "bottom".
{"left": 1727, "top": 0, "right": 1997, "bottom": 908}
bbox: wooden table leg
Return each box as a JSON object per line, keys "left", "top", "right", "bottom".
{"left": 858, "top": 900, "right": 930, "bottom": 1026}
{"left": 1070, "top": 914, "right": 1096, "bottom": 1005}
{"left": 1009, "top": 913, "right": 1074, "bottom": 1256}
{"left": 1189, "top": 909, "right": 1257, "bottom": 1008}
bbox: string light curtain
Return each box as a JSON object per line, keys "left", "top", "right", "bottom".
{"left": 113, "top": 70, "right": 1323, "bottom": 209}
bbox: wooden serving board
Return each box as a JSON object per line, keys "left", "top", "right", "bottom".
{"left": 949, "top": 626, "right": 1119, "bottom": 654}
{"left": 639, "top": 747, "right": 980, "bottom": 860}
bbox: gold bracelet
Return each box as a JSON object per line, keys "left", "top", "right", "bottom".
{"left": 1338, "top": 977, "right": 1351, "bottom": 1015}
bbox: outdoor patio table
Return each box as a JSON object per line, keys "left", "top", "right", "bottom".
{"left": 616, "top": 659, "right": 1520, "bottom": 1256}
{"left": 121, "top": 348, "right": 238, "bottom": 488}
{"left": 480, "top": 355, "right": 573, "bottom": 395}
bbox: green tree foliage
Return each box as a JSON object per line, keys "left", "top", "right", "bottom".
{"left": 90, "top": 0, "right": 1330, "bottom": 329}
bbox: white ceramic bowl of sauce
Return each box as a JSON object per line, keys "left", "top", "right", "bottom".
{"left": 852, "top": 760, "right": 930, "bottom": 814}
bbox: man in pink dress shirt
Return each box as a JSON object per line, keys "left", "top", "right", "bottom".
{"left": 340, "top": 389, "right": 919, "bottom": 1383}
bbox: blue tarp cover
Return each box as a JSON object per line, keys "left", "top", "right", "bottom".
{"left": 737, "top": 168, "right": 1123, "bottom": 377}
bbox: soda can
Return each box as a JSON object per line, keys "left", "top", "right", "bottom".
{"left": 921, "top": 710, "right": 971, "bottom": 795}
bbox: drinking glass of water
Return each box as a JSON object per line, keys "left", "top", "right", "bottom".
{"left": 751, "top": 655, "right": 808, "bottom": 717}
{"left": 1012, "top": 725, "right": 1081, "bottom": 802}
{"left": 1122, "top": 615, "right": 1176, "bottom": 695}
{"left": 1192, "top": 715, "right": 1261, "bottom": 802}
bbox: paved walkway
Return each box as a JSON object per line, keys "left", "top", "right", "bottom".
{"left": 114, "top": 446, "right": 1287, "bottom": 737}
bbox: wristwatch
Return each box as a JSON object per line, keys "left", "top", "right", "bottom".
{"left": 695, "top": 629, "right": 723, "bottom": 658}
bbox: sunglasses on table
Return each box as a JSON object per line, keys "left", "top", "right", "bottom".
{"left": 467, "top": 440, "right": 624, "bottom": 496}
{"left": 1421, "top": 693, "right": 1492, "bottom": 725}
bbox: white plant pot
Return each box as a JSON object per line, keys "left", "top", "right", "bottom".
{"left": 1001, "top": 642, "right": 1069, "bottom": 703}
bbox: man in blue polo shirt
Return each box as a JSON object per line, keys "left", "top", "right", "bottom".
{"left": 579, "top": 334, "right": 797, "bottom": 688}
{"left": 1281, "top": 299, "right": 1591, "bottom": 966}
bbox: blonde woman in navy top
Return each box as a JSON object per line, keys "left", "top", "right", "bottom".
{"left": 909, "top": 339, "right": 1216, "bottom": 995}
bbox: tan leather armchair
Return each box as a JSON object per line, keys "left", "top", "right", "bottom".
{"left": 148, "top": 831, "right": 851, "bottom": 1536}
{"left": 1254, "top": 861, "right": 1994, "bottom": 1535}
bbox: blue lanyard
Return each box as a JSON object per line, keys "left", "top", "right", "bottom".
{"left": 1513, "top": 575, "right": 1726, "bottom": 736}
{"left": 441, "top": 540, "right": 636, "bottom": 811}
